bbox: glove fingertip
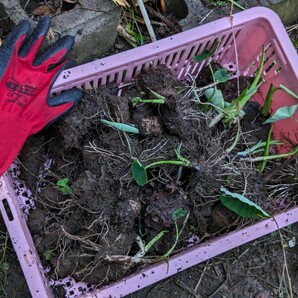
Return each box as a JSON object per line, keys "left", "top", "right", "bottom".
{"left": 62, "top": 35, "right": 75, "bottom": 51}
{"left": 48, "top": 88, "right": 83, "bottom": 107}
{"left": 34, "top": 35, "right": 75, "bottom": 67}
{"left": 2, "top": 20, "right": 30, "bottom": 49}
{"left": 0, "top": 20, "right": 30, "bottom": 78}
{"left": 19, "top": 17, "right": 51, "bottom": 58}
{"left": 65, "top": 88, "right": 83, "bottom": 105}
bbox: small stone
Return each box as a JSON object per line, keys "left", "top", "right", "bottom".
{"left": 139, "top": 116, "right": 162, "bottom": 137}
{"left": 114, "top": 43, "right": 125, "bottom": 50}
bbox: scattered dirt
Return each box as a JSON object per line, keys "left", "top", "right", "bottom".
{"left": 16, "top": 62, "right": 298, "bottom": 296}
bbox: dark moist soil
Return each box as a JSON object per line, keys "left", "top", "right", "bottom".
{"left": 17, "top": 63, "right": 298, "bottom": 296}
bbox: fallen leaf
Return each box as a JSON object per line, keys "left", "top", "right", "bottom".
{"left": 32, "top": 5, "right": 54, "bottom": 16}
{"left": 112, "top": 0, "right": 130, "bottom": 7}
{"left": 160, "top": 0, "right": 166, "bottom": 13}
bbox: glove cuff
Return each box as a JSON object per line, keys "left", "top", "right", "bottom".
{"left": 0, "top": 111, "right": 32, "bottom": 176}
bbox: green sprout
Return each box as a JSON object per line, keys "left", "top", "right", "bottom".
{"left": 161, "top": 208, "right": 189, "bottom": 259}
{"left": 240, "top": 146, "right": 298, "bottom": 162}
{"left": 261, "top": 83, "right": 278, "bottom": 117}
{"left": 193, "top": 49, "right": 264, "bottom": 153}
{"left": 133, "top": 230, "right": 169, "bottom": 259}
{"left": 237, "top": 140, "right": 283, "bottom": 157}
{"left": 56, "top": 178, "right": 73, "bottom": 195}
{"left": 131, "top": 148, "right": 199, "bottom": 186}
{"left": 209, "top": 48, "right": 265, "bottom": 127}
{"left": 42, "top": 250, "right": 52, "bottom": 261}
{"left": 131, "top": 89, "right": 165, "bottom": 107}
{"left": 258, "top": 125, "right": 273, "bottom": 172}
{"left": 133, "top": 208, "right": 189, "bottom": 261}
{"left": 100, "top": 119, "right": 139, "bottom": 134}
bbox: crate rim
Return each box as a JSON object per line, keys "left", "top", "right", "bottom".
{"left": 0, "top": 6, "right": 297, "bottom": 298}
{"left": 52, "top": 6, "right": 298, "bottom": 94}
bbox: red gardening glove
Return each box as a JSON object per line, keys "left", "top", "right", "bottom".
{"left": 0, "top": 17, "right": 82, "bottom": 176}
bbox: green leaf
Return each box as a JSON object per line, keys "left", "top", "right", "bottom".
{"left": 131, "top": 97, "right": 142, "bottom": 107}
{"left": 131, "top": 97, "right": 165, "bottom": 107}
{"left": 238, "top": 82, "right": 263, "bottom": 110}
{"left": 148, "top": 89, "right": 166, "bottom": 100}
{"left": 214, "top": 68, "right": 229, "bottom": 83}
{"left": 126, "top": 24, "right": 144, "bottom": 45}
{"left": 193, "top": 49, "right": 214, "bottom": 62}
{"left": 263, "top": 104, "right": 298, "bottom": 124}
{"left": 220, "top": 187, "right": 270, "bottom": 219}
{"left": 144, "top": 230, "right": 168, "bottom": 253}
{"left": 209, "top": 49, "right": 265, "bottom": 128}
{"left": 174, "top": 148, "right": 192, "bottom": 166}
{"left": 204, "top": 88, "right": 225, "bottom": 110}
{"left": 56, "top": 178, "right": 69, "bottom": 187}
{"left": 228, "top": 48, "right": 265, "bottom": 110}
{"left": 101, "top": 119, "right": 139, "bottom": 134}
{"left": 292, "top": 39, "right": 298, "bottom": 51}
{"left": 279, "top": 85, "right": 298, "bottom": 100}
{"left": 172, "top": 208, "right": 188, "bottom": 220}
{"left": 42, "top": 250, "right": 52, "bottom": 261}
{"left": 131, "top": 160, "right": 148, "bottom": 186}
{"left": 237, "top": 140, "right": 282, "bottom": 157}
{"left": 56, "top": 178, "right": 73, "bottom": 195}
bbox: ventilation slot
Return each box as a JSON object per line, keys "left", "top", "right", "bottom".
{"left": 114, "top": 73, "right": 119, "bottom": 85}
{"left": 92, "top": 79, "right": 98, "bottom": 89}
{"left": 2, "top": 199, "right": 13, "bottom": 221}
{"left": 221, "top": 32, "right": 233, "bottom": 48}
{"left": 120, "top": 70, "right": 127, "bottom": 83}
{"left": 132, "top": 66, "right": 138, "bottom": 79}
{"left": 264, "top": 56, "right": 279, "bottom": 75}
{"left": 168, "top": 52, "right": 178, "bottom": 67}
{"left": 176, "top": 47, "right": 194, "bottom": 78}
{"left": 83, "top": 81, "right": 93, "bottom": 90}
{"left": 275, "top": 65, "right": 283, "bottom": 74}
{"left": 186, "top": 45, "right": 199, "bottom": 61}
{"left": 165, "top": 53, "right": 176, "bottom": 66}
{"left": 101, "top": 76, "right": 107, "bottom": 86}
{"left": 108, "top": 73, "right": 116, "bottom": 85}
{"left": 172, "top": 50, "right": 185, "bottom": 69}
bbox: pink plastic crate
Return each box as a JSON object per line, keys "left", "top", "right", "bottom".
{"left": 0, "top": 7, "right": 297, "bottom": 298}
